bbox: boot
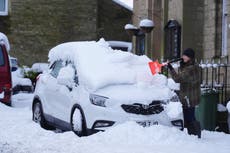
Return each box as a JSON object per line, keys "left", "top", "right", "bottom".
{"left": 193, "top": 121, "right": 201, "bottom": 138}
{"left": 187, "top": 121, "right": 201, "bottom": 138}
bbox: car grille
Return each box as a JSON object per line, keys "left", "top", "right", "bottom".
{"left": 121, "top": 100, "right": 164, "bottom": 115}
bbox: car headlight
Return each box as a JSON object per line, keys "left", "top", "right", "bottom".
{"left": 89, "top": 94, "right": 108, "bottom": 107}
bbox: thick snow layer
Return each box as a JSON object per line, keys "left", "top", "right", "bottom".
{"left": 139, "top": 19, "right": 154, "bottom": 27}
{"left": 0, "top": 32, "right": 10, "bottom": 52}
{"left": 218, "top": 104, "right": 227, "bottom": 112}
{"left": 112, "top": 0, "right": 133, "bottom": 11}
{"left": 167, "top": 78, "right": 180, "bottom": 90}
{"left": 57, "top": 64, "right": 75, "bottom": 88}
{"left": 31, "top": 63, "right": 49, "bottom": 73}
{"left": 165, "top": 102, "right": 182, "bottom": 119}
{"left": 11, "top": 69, "right": 32, "bottom": 87}
{"left": 48, "top": 39, "right": 161, "bottom": 91}
{"left": 228, "top": 102, "right": 230, "bottom": 133}
{"left": 227, "top": 101, "right": 230, "bottom": 112}
{"left": 1, "top": 102, "right": 230, "bottom": 153}
{"left": 124, "top": 24, "right": 138, "bottom": 30}
{"left": 11, "top": 93, "right": 34, "bottom": 108}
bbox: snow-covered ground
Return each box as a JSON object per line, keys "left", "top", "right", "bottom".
{"left": 0, "top": 94, "right": 230, "bottom": 153}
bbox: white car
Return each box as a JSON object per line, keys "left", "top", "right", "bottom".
{"left": 32, "top": 39, "right": 183, "bottom": 136}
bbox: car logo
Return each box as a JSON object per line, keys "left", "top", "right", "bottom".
{"left": 142, "top": 104, "right": 149, "bottom": 109}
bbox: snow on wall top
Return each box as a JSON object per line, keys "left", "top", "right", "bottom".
{"left": 124, "top": 24, "right": 137, "bottom": 30}
{"left": 0, "top": 32, "right": 10, "bottom": 52}
{"left": 112, "top": 0, "right": 133, "bottom": 11}
{"left": 48, "top": 38, "right": 160, "bottom": 91}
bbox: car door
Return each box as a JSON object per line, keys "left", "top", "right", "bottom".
{"left": 49, "top": 61, "right": 76, "bottom": 123}
{"left": 42, "top": 60, "right": 65, "bottom": 118}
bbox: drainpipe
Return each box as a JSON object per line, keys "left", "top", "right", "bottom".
{"left": 221, "top": 0, "right": 228, "bottom": 57}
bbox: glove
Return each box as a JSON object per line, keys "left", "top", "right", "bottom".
{"left": 167, "top": 63, "right": 174, "bottom": 71}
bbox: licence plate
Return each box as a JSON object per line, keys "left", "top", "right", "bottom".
{"left": 136, "top": 120, "right": 158, "bottom": 127}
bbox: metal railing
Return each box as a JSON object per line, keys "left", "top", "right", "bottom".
{"left": 199, "top": 57, "right": 229, "bottom": 104}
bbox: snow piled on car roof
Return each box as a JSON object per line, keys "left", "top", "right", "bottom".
{"left": 48, "top": 38, "right": 166, "bottom": 91}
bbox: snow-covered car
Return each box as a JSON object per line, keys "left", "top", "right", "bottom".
{"left": 11, "top": 68, "right": 33, "bottom": 95}
{"left": 32, "top": 39, "right": 183, "bottom": 136}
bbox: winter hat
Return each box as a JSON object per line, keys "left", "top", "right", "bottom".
{"left": 183, "top": 48, "right": 195, "bottom": 59}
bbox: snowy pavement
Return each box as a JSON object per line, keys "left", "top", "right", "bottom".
{"left": 0, "top": 93, "right": 230, "bottom": 153}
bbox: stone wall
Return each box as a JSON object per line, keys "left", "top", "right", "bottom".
{"left": 203, "top": 0, "right": 222, "bottom": 59}
{"left": 168, "top": 0, "right": 183, "bottom": 24}
{"left": 182, "top": 0, "right": 205, "bottom": 60}
{"left": 202, "top": 0, "right": 230, "bottom": 59}
{"left": 133, "top": 0, "right": 149, "bottom": 26}
{"left": 133, "top": 0, "right": 165, "bottom": 60}
{"left": 0, "top": 0, "right": 98, "bottom": 66}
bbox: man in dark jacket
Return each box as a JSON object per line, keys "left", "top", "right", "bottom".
{"left": 167, "top": 48, "right": 201, "bottom": 138}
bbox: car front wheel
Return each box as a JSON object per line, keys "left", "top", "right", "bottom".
{"left": 33, "top": 101, "right": 53, "bottom": 130}
{"left": 71, "top": 107, "right": 86, "bottom": 136}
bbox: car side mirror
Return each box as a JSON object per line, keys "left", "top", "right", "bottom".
{"left": 57, "top": 65, "right": 75, "bottom": 89}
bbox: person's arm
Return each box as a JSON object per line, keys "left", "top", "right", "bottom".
{"left": 167, "top": 63, "right": 194, "bottom": 83}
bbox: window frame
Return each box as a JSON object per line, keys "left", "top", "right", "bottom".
{"left": 0, "top": 0, "right": 8, "bottom": 16}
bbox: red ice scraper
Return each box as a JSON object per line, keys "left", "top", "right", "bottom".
{"left": 148, "top": 58, "right": 183, "bottom": 75}
{"left": 148, "top": 61, "right": 166, "bottom": 75}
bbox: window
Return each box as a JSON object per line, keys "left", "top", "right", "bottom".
{"left": 0, "top": 46, "right": 5, "bottom": 66}
{"left": 50, "top": 60, "right": 63, "bottom": 78}
{"left": 0, "top": 0, "right": 8, "bottom": 16}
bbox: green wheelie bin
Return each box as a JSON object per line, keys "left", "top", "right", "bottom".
{"left": 195, "top": 90, "right": 219, "bottom": 131}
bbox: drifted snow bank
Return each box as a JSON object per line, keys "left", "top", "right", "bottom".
{"left": 48, "top": 39, "right": 171, "bottom": 92}
{"left": 0, "top": 103, "right": 230, "bottom": 153}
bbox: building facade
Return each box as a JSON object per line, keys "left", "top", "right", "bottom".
{"left": 133, "top": 0, "right": 230, "bottom": 103}
{"left": 133, "top": 0, "right": 230, "bottom": 61}
{"left": 0, "top": 0, "right": 132, "bottom": 66}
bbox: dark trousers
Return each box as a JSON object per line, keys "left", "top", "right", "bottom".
{"left": 183, "top": 107, "right": 196, "bottom": 123}
{"left": 183, "top": 107, "right": 201, "bottom": 138}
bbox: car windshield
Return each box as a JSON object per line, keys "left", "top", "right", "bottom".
{"left": 0, "top": 46, "right": 5, "bottom": 66}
